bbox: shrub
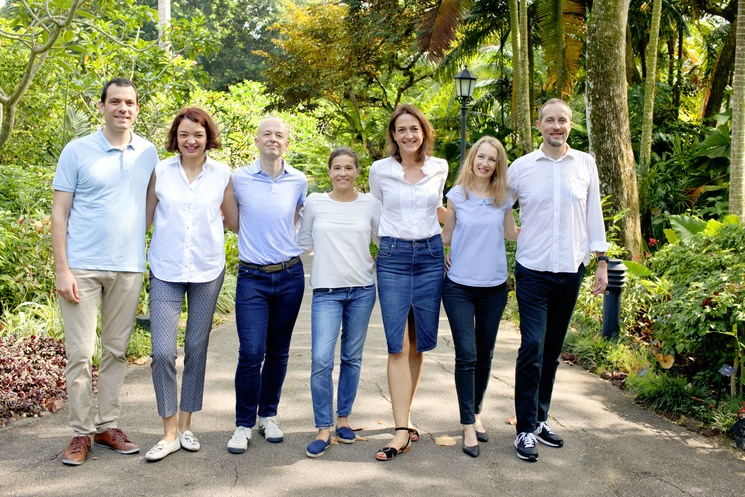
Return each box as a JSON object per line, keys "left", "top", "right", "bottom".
{"left": 0, "top": 334, "right": 67, "bottom": 425}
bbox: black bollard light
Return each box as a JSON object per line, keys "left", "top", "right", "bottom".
{"left": 602, "top": 259, "right": 627, "bottom": 340}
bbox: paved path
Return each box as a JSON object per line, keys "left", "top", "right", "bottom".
{"left": 1, "top": 257, "right": 744, "bottom": 496}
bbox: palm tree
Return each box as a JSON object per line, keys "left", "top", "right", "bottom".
{"left": 730, "top": 0, "right": 745, "bottom": 218}
{"left": 534, "top": 0, "right": 585, "bottom": 98}
{"left": 639, "top": 0, "right": 663, "bottom": 167}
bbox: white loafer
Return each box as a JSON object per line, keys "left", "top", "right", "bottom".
{"left": 178, "top": 430, "right": 200, "bottom": 451}
{"left": 145, "top": 438, "right": 180, "bottom": 461}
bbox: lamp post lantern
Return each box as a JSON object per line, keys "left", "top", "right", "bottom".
{"left": 453, "top": 66, "right": 477, "bottom": 167}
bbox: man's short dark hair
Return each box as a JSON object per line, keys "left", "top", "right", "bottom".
{"left": 100, "top": 78, "right": 138, "bottom": 104}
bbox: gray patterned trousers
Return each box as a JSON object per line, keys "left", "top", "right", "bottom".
{"left": 149, "top": 268, "right": 225, "bottom": 419}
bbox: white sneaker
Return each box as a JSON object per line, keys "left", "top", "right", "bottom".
{"left": 258, "top": 416, "right": 284, "bottom": 443}
{"left": 178, "top": 430, "right": 200, "bottom": 451}
{"left": 145, "top": 438, "right": 180, "bottom": 461}
{"left": 227, "top": 426, "right": 252, "bottom": 454}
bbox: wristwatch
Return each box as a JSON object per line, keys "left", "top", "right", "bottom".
{"left": 596, "top": 255, "right": 609, "bottom": 263}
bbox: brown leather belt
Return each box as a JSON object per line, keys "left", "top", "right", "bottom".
{"left": 239, "top": 256, "right": 301, "bottom": 274}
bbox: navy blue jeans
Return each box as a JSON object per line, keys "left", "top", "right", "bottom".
{"left": 442, "top": 276, "right": 508, "bottom": 425}
{"left": 514, "top": 262, "right": 584, "bottom": 434}
{"left": 234, "top": 261, "right": 305, "bottom": 428}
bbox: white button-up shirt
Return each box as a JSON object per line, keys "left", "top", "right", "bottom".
{"left": 148, "top": 155, "right": 232, "bottom": 283}
{"left": 369, "top": 156, "right": 448, "bottom": 240}
{"left": 508, "top": 145, "right": 609, "bottom": 273}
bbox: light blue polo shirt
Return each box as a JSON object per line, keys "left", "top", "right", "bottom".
{"left": 447, "top": 185, "right": 512, "bottom": 287}
{"left": 233, "top": 159, "right": 308, "bottom": 265}
{"left": 52, "top": 129, "right": 158, "bottom": 272}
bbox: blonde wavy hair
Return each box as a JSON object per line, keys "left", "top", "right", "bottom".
{"left": 454, "top": 136, "right": 509, "bottom": 206}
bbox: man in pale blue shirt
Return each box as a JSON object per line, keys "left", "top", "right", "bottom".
{"left": 51, "top": 78, "right": 159, "bottom": 465}
{"left": 508, "top": 98, "right": 609, "bottom": 462}
{"left": 227, "top": 118, "right": 308, "bottom": 453}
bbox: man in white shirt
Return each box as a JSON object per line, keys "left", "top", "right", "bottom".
{"left": 52, "top": 78, "right": 159, "bottom": 465}
{"left": 508, "top": 98, "right": 609, "bottom": 462}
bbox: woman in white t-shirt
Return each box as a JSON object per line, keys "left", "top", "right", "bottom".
{"left": 143, "top": 107, "right": 239, "bottom": 461}
{"left": 441, "top": 136, "right": 519, "bottom": 458}
{"left": 369, "top": 104, "right": 448, "bottom": 460}
{"left": 297, "top": 148, "right": 381, "bottom": 458}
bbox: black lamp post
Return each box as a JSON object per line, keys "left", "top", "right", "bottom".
{"left": 453, "top": 66, "right": 477, "bottom": 167}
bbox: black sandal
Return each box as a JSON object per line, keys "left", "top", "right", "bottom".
{"left": 375, "top": 428, "right": 412, "bottom": 461}
{"left": 408, "top": 428, "right": 419, "bottom": 442}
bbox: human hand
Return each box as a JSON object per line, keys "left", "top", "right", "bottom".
{"left": 591, "top": 264, "right": 608, "bottom": 295}
{"left": 56, "top": 269, "right": 79, "bottom": 303}
{"left": 444, "top": 252, "right": 451, "bottom": 271}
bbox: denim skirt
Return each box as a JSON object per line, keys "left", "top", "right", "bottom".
{"left": 376, "top": 235, "right": 444, "bottom": 354}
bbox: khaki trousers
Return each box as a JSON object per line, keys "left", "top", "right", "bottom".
{"left": 59, "top": 269, "right": 142, "bottom": 437}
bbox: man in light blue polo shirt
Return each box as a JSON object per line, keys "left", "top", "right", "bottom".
{"left": 227, "top": 117, "right": 308, "bottom": 453}
{"left": 51, "top": 78, "right": 158, "bottom": 466}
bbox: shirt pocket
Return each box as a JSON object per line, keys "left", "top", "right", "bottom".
{"left": 568, "top": 177, "right": 588, "bottom": 201}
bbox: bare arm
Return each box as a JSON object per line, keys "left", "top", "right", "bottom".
{"left": 51, "top": 191, "right": 78, "bottom": 303}
{"left": 437, "top": 205, "right": 447, "bottom": 225}
{"left": 145, "top": 171, "right": 158, "bottom": 230}
{"left": 221, "top": 177, "right": 240, "bottom": 233}
{"left": 503, "top": 208, "right": 520, "bottom": 241}
{"left": 440, "top": 199, "right": 456, "bottom": 246}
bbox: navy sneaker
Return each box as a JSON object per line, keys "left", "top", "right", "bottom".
{"left": 533, "top": 421, "right": 564, "bottom": 447}
{"left": 515, "top": 432, "right": 539, "bottom": 462}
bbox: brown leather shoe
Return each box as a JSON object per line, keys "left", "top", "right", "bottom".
{"left": 62, "top": 436, "right": 91, "bottom": 466}
{"left": 93, "top": 428, "right": 139, "bottom": 454}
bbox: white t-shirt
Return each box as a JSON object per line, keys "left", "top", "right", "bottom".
{"left": 369, "top": 156, "right": 448, "bottom": 240}
{"left": 148, "top": 155, "right": 231, "bottom": 283}
{"left": 297, "top": 192, "right": 381, "bottom": 289}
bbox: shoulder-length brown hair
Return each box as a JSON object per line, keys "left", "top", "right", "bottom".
{"left": 454, "top": 136, "right": 509, "bottom": 206}
{"left": 385, "top": 104, "right": 434, "bottom": 164}
{"left": 165, "top": 107, "right": 221, "bottom": 153}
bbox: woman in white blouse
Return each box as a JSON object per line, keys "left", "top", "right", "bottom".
{"left": 297, "top": 147, "right": 381, "bottom": 458}
{"left": 369, "top": 104, "right": 448, "bottom": 460}
{"left": 144, "top": 107, "right": 239, "bottom": 461}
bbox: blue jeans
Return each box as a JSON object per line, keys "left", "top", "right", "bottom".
{"left": 310, "top": 285, "right": 376, "bottom": 429}
{"left": 442, "top": 276, "right": 507, "bottom": 425}
{"left": 514, "top": 262, "right": 585, "bottom": 434}
{"left": 234, "top": 261, "right": 305, "bottom": 428}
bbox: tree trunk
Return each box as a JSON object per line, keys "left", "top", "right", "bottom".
{"left": 703, "top": 18, "right": 737, "bottom": 124}
{"left": 729, "top": 0, "right": 745, "bottom": 218}
{"left": 625, "top": 19, "right": 642, "bottom": 85}
{"left": 586, "top": 0, "right": 643, "bottom": 258}
{"left": 639, "top": 0, "right": 662, "bottom": 167}
{"left": 510, "top": 0, "right": 533, "bottom": 155}
{"left": 158, "top": 0, "right": 171, "bottom": 49}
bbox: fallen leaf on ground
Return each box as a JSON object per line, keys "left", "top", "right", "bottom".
{"left": 377, "top": 419, "right": 386, "bottom": 424}
{"left": 352, "top": 427, "right": 364, "bottom": 431}
{"left": 330, "top": 437, "right": 339, "bottom": 445}
{"left": 435, "top": 435, "right": 456, "bottom": 446}
{"left": 506, "top": 417, "right": 517, "bottom": 426}
{"left": 132, "top": 357, "right": 148, "bottom": 365}
{"left": 355, "top": 436, "right": 368, "bottom": 442}
{"left": 45, "top": 397, "right": 64, "bottom": 413}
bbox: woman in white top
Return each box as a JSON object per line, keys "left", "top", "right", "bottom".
{"left": 297, "top": 147, "right": 381, "bottom": 458}
{"left": 369, "top": 104, "right": 448, "bottom": 460}
{"left": 144, "top": 107, "right": 239, "bottom": 461}
{"left": 441, "top": 136, "right": 519, "bottom": 458}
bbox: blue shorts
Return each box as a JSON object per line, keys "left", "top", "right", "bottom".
{"left": 376, "top": 235, "right": 444, "bottom": 354}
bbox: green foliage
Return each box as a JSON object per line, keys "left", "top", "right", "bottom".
{"left": 626, "top": 370, "right": 705, "bottom": 415}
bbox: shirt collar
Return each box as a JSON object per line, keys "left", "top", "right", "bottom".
{"left": 464, "top": 187, "right": 493, "bottom": 205}
{"left": 175, "top": 154, "right": 215, "bottom": 169}
{"left": 249, "top": 158, "right": 289, "bottom": 176}
{"left": 95, "top": 129, "right": 140, "bottom": 152}
{"left": 536, "top": 144, "right": 576, "bottom": 162}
